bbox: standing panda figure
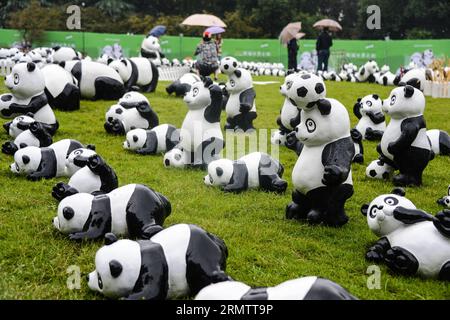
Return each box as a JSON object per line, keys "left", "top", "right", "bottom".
{"left": 361, "top": 188, "right": 450, "bottom": 280}
{"left": 427, "top": 129, "right": 450, "bottom": 156}
{"left": 2, "top": 121, "right": 53, "bottom": 155}
{"left": 195, "top": 277, "right": 357, "bottom": 300}
{"left": 52, "top": 46, "right": 80, "bottom": 63}
{"left": 123, "top": 125, "right": 180, "bottom": 155}
{"left": 87, "top": 224, "right": 230, "bottom": 300}
{"left": 204, "top": 152, "right": 288, "bottom": 194}
{"left": 61, "top": 60, "right": 125, "bottom": 100}
{"left": 353, "top": 95, "right": 386, "bottom": 141}
{"left": 0, "top": 62, "right": 59, "bottom": 135}
{"left": 220, "top": 57, "right": 257, "bottom": 133}
{"left": 166, "top": 73, "right": 202, "bottom": 97}
{"left": 140, "top": 35, "right": 164, "bottom": 66}
{"left": 164, "top": 77, "right": 224, "bottom": 169}
{"left": 376, "top": 85, "right": 431, "bottom": 187}
{"left": 438, "top": 186, "right": 450, "bottom": 208}
{"left": 3, "top": 114, "right": 36, "bottom": 138}
{"left": 53, "top": 184, "right": 172, "bottom": 241}
{"left": 108, "top": 57, "right": 159, "bottom": 93}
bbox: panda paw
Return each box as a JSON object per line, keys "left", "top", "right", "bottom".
{"left": 87, "top": 155, "right": 105, "bottom": 172}
{"left": 387, "top": 142, "right": 400, "bottom": 154}
{"left": 27, "top": 172, "right": 45, "bottom": 181}
{"left": 52, "top": 182, "right": 74, "bottom": 201}
{"left": 322, "top": 165, "right": 344, "bottom": 186}
{"left": 366, "top": 249, "right": 384, "bottom": 262}
{"left": 271, "top": 179, "right": 288, "bottom": 194}
{"left": 2, "top": 141, "right": 18, "bottom": 155}
{"left": 104, "top": 119, "right": 125, "bottom": 135}
{"left": 239, "top": 104, "right": 251, "bottom": 113}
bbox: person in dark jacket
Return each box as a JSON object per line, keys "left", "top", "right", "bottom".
{"left": 316, "top": 27, "right": 333, "bottom": 72}
{"left": 287, "top": 38, "right": 299, "bottom": 72}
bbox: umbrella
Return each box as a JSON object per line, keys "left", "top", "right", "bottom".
{"left": 149, "top": 25, "right": 167, "bottom": 37}
{"left": 313, "top": 19, "right": 342, "bottom": 32}
{"left": 279, "top": 22, "right": 302, "bottom": 45}
{"left": 181, "top": 14, "right": 227, "bottom": 28}
{"left": 296, "top": 32, "right": 306, "bottom": 39}
{"left": 205, "top": 26, "right": 225, "bottom": 35}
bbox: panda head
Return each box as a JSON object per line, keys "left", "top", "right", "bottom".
{"left": 286, "top": 73, "right": 326, "bottom": 109}
{"left": 364, "top": 60, "right": 379, "bottom": 74}
{"left": 204, "top": 159, "right": 234, "bottom": 187}
{"left": 366, "top": 160, "right": 394, "bottom": 180}
{"left": 87, "top": 236, "right": 142, "bottom": 299}
{"left": 361, "top": 188, "right": 415, "bottom": 237}
{"left": 271, "top": 130, "right": 287, "bottom": 146}
{"left": 383, "top": 85, "right": 425, "bottom": 119}
{"left": 105, "top": 104, "right": 126, "bottom": 123}
{"left": 124, "top": 128, "right": 147, "bottom": 150}
{"left": 142, "top": 35, "right": 161, "bottom": 52}
{"left": 183, "top": 81, "right": 211, "bottom": 110}
{"left": 11, "top": 146, "right": 42, "bottom": 175}
{"left": 5, "top": 62, "right": 45, "bottom": 99}
{"left": 53, "top": 193, "right": 95, "bottom": 234}
{"left": 109, "top": 59, "right": 132, "bottom": 82}
{"left": 163, "top": 148, "right": 186, "bottom": 168}
{"left": 280, "top": 73, "right": 297, "bottom": 97}
{"left": 65, "top": 147, "right": 97, "bottom": 177}
{"left": 399, "top": 69, "right": 426, "bottom": 92}
{"left": 8, "top": 115, "right": 35, "bottom": 138}
{"left": 220, "top": 57, "right": 239, "bottom": 75}
{"left": 437, "top": 185, "right": 450, "bottom": 208}
{"left": 359, "top": 94, "right": 383, "bottom": 116}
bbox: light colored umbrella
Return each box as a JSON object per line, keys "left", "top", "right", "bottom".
{"left": 279, "top": 22, "right": 302, "bottom": 45}
{"left": 296, "top": 32, "right": 306, "bottom": 39}
{"left": 313, "top": 19, "right": 342, "bottom": 32}
{"left": 181, "top": 14, "right": 227, "bottom": 28}
{"left": 205, "top": 26, "right": 226, "bottom": 35}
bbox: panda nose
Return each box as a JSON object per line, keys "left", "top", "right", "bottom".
{"left": 295, "top": 127, "right": 299, "bottom": 133}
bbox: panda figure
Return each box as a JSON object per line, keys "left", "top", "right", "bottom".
{"left": 396, "top": 68, "right": 430, "bottom": 92}
{"left": 195, "top": 277, "right": 357, "bottom": 300}
{"left": 353, "top": 95, "right": 386, "bottom": 141}
{"left": 53, "top": 184, "right": 172, "bottom": 241}
{"left": 437, "top": 186, "right": 450, "bottom": 208}
{"left": 140, "top": 35, "right": 164, "bottom": 66}
{"left": 108, "top": 57, "right": 159, "bottom": 93}
{"left": 376, "top": 85, "right": 431, "bottom": 187}
{"left": 204, "top": 152, "right": 288, "bottom": 194}
{"left": 220, "top": 57, "right": 257, "bottom": 133}
{"left": 87, "top": 224, "right": 231, "bottom": 300}
{"left": 427, "top": 129, "right": 450, "bottom": 156}
{"left": 41, "top": 64, "right": 81, "bottom": 111}
{"left": 61, "top": 60, "right": 125, "bottom": 100}
{"left": 52, "top": 154, "right": 119, "bottom": 201}
{"left": 52, "top": 46, "right": 80, "bottom": 63}
{"left": 376, "top": 65, "right": 396, "bottom": 86}
{"left": 124, "top": 124, "right": 180, "bottom": 155}
{"left": 104, "top": 92, "right": 159, "bottom": 135}
{"left": 0, "top": 62, "right": 59, "bottom": 135}
{"left": 3, "top": 114, "right": 35, "bottom": 139}
{"left": 2, "top": 121, "right": 53, "bottom": 155}
{"left": 10, "top": 139, "right": 84, "bottom": 180}
{"left": 361, "top": 188, "right": 450, "bottom": 280}
{"left": 164, "top": 77, "right": 224, "bottom": 169}
{"left": 166, "top": 73, "right": 202, "bottom": 97}
{"left": 366, "top": 159, "right": 395, "bottom": 180}
{"left": 355, "top": 60, "right": 379, "bottom": 83}
{"left": 64, "top": 146, "right": 97, "bottom": 177}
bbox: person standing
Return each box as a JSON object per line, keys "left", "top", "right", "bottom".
{"left": 194, "top": 31, "right": 219, "bottom": 78}
{"left": 316, "top": 27, "right": 333, "bottom": 72}
{"left": 287, "top": 37, "right": 299, "bottom": 72}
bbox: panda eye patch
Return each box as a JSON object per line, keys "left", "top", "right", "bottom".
{"left": 384, "top": 197, "right": 399, "bottom": 206}
{"left": 369, "top": 205, "right": 382, "bottom": 219}
{"left": 305, "top": 119, "right": 316, "bottom": 133}
{"left": 390, "top": 95, "right": 397, "bottom": 106}
{"left": 192, "top": 87, "right": 199, "bottom": 97}
{"left": 13, "top": 73, "right": 19, "bottom": 85}
{"left": 366, "top": 101, "right": 372, "bottom": 107}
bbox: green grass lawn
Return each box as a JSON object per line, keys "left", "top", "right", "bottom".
{"left": 0, "top": 76, "right": 449, "bottom": 300}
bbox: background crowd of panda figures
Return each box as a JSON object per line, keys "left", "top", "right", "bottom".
{"left": 0, "top": 72, "right": 449, "bottom": 300}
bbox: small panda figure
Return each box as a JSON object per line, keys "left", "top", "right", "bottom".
{"left": 41, "top": 64, "right": 80, "bottom": 111}
{"left": 355, "top": 60, "right": 379, "bottom": 83}
{"left": 427, "top": 129, "right": 450, "bottom": 156}
{"left": 366, "top": 159, "right": 394, "bottom": 180}
{"left": 204, "top": 152, "right": 288, "bottom": 194}
{"left": 108, "top": 57, "right": 159, "bottom": 93}
{"left": 61, "top": 60, "right": 125, "bottom": 100}
{"left": 377, "top": 66, "right": 396, "bottom": 86}
{"left": 52, "top": 154, "right": 119, "bottom": 201}
{"left": 64, "top": 146, "right": 97, "bottom": 177}
{"left": 104, "top": 92, "right": 159, "bottom": 135}
{"left": 0, "top": 62, "right": 59, "bottom": 135}
{"left": 220, "top": 57, "right": 257, "bottom": 132}
{"left": 377, "top": 85, "right": 431, "bottom": 187}
{"left": 361, "top": 188, "right": 450, "bottom": 280}
{"left": 10, "top": 139, "right": 84, "bottom": 180}
{"left": 123, "top": 125, "right": 180, "bottom": 155}
{"left": 195, "top": 277, "right": 357, "bottom": 300}
{"left": 353, "top": 95, "right": 386, "bottom": 141}
{"left": 2, "top": 121, "right": 53, "bottom": 155}
{"left": 140, "top": 35, "right": 164, "bottom": 66}
{"left": 3, "top": 114, "right": 35, "bottom": 139}
{"left": 166, "top": 73, "right": 202, "bottom": 97}
{"left": 52, "top": 46, "right": 80, "bottom": 63}
{"left": 437, "top": 186, "right": 450, "bottom": 208}
{"left": 53, "top": 184, "right": 172, "bottom": 241}
{"left": 87, "top": 224, "right": 230, "bottom": 300}
{"left": 396, "top": 68, "right": 429, "bottom": 91}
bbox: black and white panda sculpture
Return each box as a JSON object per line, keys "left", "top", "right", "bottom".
{"left": 10, "top": 139, "right": 84, "bottom": 180}
{"left": 53, "top": 184, "right": 172, "bottom": 241}
{"left": 438, "top": 186, "right": 450, "bottom": 208}
{"left": 353, "top": 95, "right": 386, "bottom": 141}
{"left": 3, "top": 114, "right": 35, "bottom": 138}
{"left": 427, "top": 129, "right": 450, "bottom": 156}
{"left": 0, "top": 62, "right": 59, "bottom": 135}
{"left": 52, "top": 46, "right": 80, "bottom": 63}
{"left": 355, "top": 60, "right": 379, "bottom": 83}
{"left": 396, "top": 68, "right": 429, "bottom": 92}
{"left": 140, "top": 35, "right": 164, "bottom": 66}
{"left": 166, "top": 73, "right": 202, "bottom": 97}
{"left": 2, "top": 121, "right": 53, "bottom": 155}
{"left": 362, "top": 188, "right": 450, "bottom": 280}
{"left": 204, "top": 152, "right": 288, "bottom": 194}
{"left": 109, "top": 57, "right": 159, "bottom": 93}
{"left": 87, "top": 224, "right": 230, "bottom": 300}
{"left": 64, "top": 146, "right": 97, "bottom": 177}
{"left": 195, "top": 277, "right": 357, "bottom": 300}
{"left": 123, "top": 124, "right": 180, "bottom": 155}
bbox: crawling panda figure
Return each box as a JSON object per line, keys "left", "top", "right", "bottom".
{"left": 41, "top": 64, "right": 80, "bottom": 111}
{"left": 438, "top": 186, "right": 450, "bottom": 208}
{"left": 376, "top": 66, "right": 396, "bottom": 86}
{"left": 61, "top": 60, "right": 125, "bottom": 100}
{"left": 204, "top": 152, "right": 288, "bottom": 194}
{"left": 366, "top": 159, "right": 394, "bottom": 180}
{"left": 53, "top": 184, "right": 171, "bottom": 241}
{"left": 140, "top": 35, "right": 164, "bottom": 66}
{"left": 87, "top": 224, "right": 231, "bottom": 300}
{"left": 2, "top": 121, "right": 53, "bottom": 155}
{"left": 0, "top": 62, "right": 59, "bottom": 135}
{"left": 164, "top": 77, "right": 224, "bottom": 169}
{"left": 64, "top": 146, "right": 97, "bottom": 177}
{"left": 427, "top": 129, "right": 450, "bottom": 156}
{"left": 10, "top": 139, "right": 84, "bottom": 180}
{"left": 166, "top": 73, "right": 202, "bottom": 97}
{"left": 124, "top": 125, "right": 180, "bottom": 155}
{"left": 109, "top": 57, "right": 159, "bottom": 93}
{"left": 52, "top": 154, "right": 119, "bottom": 201}
{"left": 52, "top": 46, "right": 80, "bottom": 63}
{"left": 377, "top": 85, "right": 431, "bottom": 187}
{"left": 220, "top": 57, "right": 257, "bottom": 132}
{"left": 353, "top": 95, "right": 386, "bottom": 141}
{"left": 3, "top": 114, "right": 36, "bottom": 138}
{"left": 195, "top": 277, "right": 357, "bottom": 300}
{"left": 105, "top": 92, "right": 159, "bottom": 135}
{"left": 361, "top": 188, "right": 450, "bottom": 280}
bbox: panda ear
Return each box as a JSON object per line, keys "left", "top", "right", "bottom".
{"left": 406, "top": 78, "right": 421, "bottom": 91}
{"left": 22, "top": 155, "right": 30, "bottom": 164}
{"left": 361, "top": 204, "right": 369, "bottom": 216}
{"left": 59, "top": 61, "right": 66, "bottom": 68}
{"left": 360, "top": 68, "right": 365, "bottom": 76}
{"left": 52, "top": 46, "right": 61, "bottom": 51}
{"left": 216, "top": 167, "right": 224, "bottom": 177}
{"left": 104, "top": 233, "right": 118, "bottom": 246}
{"left": 404, "top": 85, "right": 414, "bottom": 98}
{"left": 121, "top": 59, "right": 128, "bottom": 66}
{"left": 372, "top": 94, "right": 379, "bottom": 100}
{"left": 63, "top": 207, "right": 75, "bottom": 220}
{"left": 107, "top": 58, "right": 114, "bottom": 65}
{"left": 109, "top": 260, "right": 123, "bottom": 278}
{"left": 86, "top": 144, "right": 96, "bottom": 151}
{"left": 27, "top": 62, "right": 36, "bottom": 72}
{"left": 234, "top": 70, "right": 242, "bottom": 78}
{"left": 132, "top": 135, "right": 139, "bottom": 143}
{"left": 398, "top": 81, "right": 406, "bottom": 87}
{"left": 392, "top": 187, "right": 406, "bottom": 197}
{"left": 357, "top": 98, "right": 362, "bottom": 103}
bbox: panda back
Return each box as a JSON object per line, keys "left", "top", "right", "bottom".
{"left": 411, "top": 128, "right": 430, "bottom": 151}
{"left": 68, "top": 167, "right": 102, "bottom": 193}
{"left": 42, "top": 64, "right": 73, "bottom": 97}
{"left": 15, "top": 130, "right": 39, "bottom": 149}
{"left": 81, "top": 62, "right": 123, "bottom": 97}
{"left": 50, "top": 139, "right": 74, "bottom": 176}
{"left": 266, "top": 277, "right": 317, "bottom": 300}
{"left": 152, "top": 124, "right": 170, "bottom": 153}
{"left": 108, "top": 184, "right": 137, "bottom": 236}
{"left": 240, "top": 152, "right": 262, "bottom": 188}
{"left": 427, "top": 130, "right": 441, "bottom": 154}
{"left": 130, "top": 58, "right": 152, "bottom": 85}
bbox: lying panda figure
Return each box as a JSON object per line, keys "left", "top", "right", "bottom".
{"left": 10, "top": 139, "right": 84, "bottom": 180}
{"left": 362, "top": 188, "right": 450, "bottom": 280}
{"left": 438, "top": 186, "right": 450, "bottom": 208}
{"left": 108, "top": 57, "right": 159, "bottom": 93}
{"left": 204, "top": 152, "right": 288, "bottom": 194}
{"left": 87, "top": 224, "right": 231, "bottom": 300}
{"left": 353, "top": 95, "right": 386, "bottom": 141}
{"left": 355, "top": 60, "right": 379, "bottom": 83}
{"left": 53, "top": 184, "right": 172, "bottom": 241}
{"left": 2, "top": 121, "right": 53, "bottom": 155}
{"left": 52, "top": 154, "right": 118, "bottom": 201}
{"left": 105, "top": 92, "right": 159, "bottom": 135}
{"left": 427, "top": 129, "right": 450, "bottom": 156}
{"left": 395, "top": 68, "right": 430, "bottom": 92}
{"left": 41, "top": 64, "right": 80, "bottom": 111}
{"left": 166, "top": 73, "right": 202, "bottom": 97}
{"left": 64, "top": 146, "right": 97, "bottom": 177}
{"left": 3, "top": 114, "right": 35, "bottom": 138}
{"left": 52, "top": 46, "right": 81, "bottom": 63}
{"left": 123, "top": 124, "right": 180, "bottom": 155}
{"left": 195, "top": 277, "right": 357, "bottom": 300}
